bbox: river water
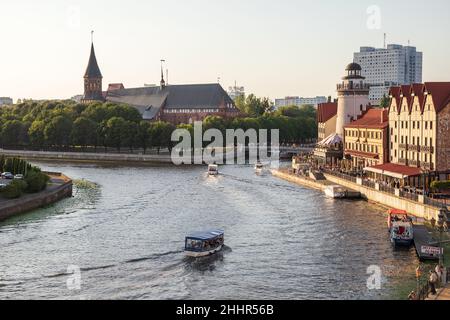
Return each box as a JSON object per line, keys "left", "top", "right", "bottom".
{"left": 0, "top": 162, "right": 420, "bottom": 300}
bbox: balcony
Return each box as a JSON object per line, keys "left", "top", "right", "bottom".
{"left": 399, "top": 158, "right": 408, "bottom": 165}
{"left": 399, "top": 144, "right": 408, "bottom": 150}
{"left": 408, "top": 144, "right": 420, "bottom": 152}
{"left": 409, "top": 159, "right": 420, "bottom": 167}
{"left": 422, "top": 162, "right": 434, "bottom": 170}
{"left": 421, "top": 146, "right": 434, "bottom": 154}
{"left": 337, "top": 83, "right": 371, "bottom": 91}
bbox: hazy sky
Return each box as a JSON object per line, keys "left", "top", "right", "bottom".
{"left": 1, "top": 0, "right": 450, "bottom": 101}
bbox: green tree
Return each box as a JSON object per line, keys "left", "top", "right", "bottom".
{"left": 1, "top": 120, "right": 27, "bottom": 148}
{"left": 136, "top": 121, "right": 152, "bottom": 153}
{"left": 44, "top": 116, "right": 73, "bottom": 148}
{"left": 380, "top": 94, "right": 390, "bottom": 108}
{"left": 72, "top": 117, "right": 98, "bottom": 150}
{"left": 149, "top": 121, "right": 175, "bottom": 153}
{"left": 28, "top": 120, "right": 46, "bottom": 148}
{"left": 105, "top": 117, "right": 127, "bottom": 151}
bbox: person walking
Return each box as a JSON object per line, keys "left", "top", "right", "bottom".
{"left": 429, "top": 271, "right": 438, "bottom": 295}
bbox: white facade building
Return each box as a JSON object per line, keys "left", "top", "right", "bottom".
{"left": 274, "top": 96, "right": 327, "bottom": 109}
{"left": 0, "top": 97, "right": 13, "bottom": 106}
{"left": 354, "top": 44, "right": 422, "bottom": 103}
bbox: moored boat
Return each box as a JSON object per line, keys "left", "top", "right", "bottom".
{"left": 324, "top": 185, "right": 346, "bottom": 199}
{"left": 387, "top": 209, "right": 414, "bottom": 247}
{"left": 208, "top": 164, "right": 219, "bottom": 176}
{"left": 254, "top": 162, "right": 264, "bottom": 174}
{"left": 185, "top": 229, "right": 225, "bottom": 257}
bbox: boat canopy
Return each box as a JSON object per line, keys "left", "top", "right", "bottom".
{"left": 186, "top": 229, "right": 224, "bottom": 241}
{"left": 388, "top": 209, "right": 408, "bottom": 216}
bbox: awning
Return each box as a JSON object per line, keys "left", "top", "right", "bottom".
{"left": 364, "top": 163, "right": 423, "bottom": 179}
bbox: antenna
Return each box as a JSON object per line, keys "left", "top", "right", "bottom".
{"left": 384, "top": 33, "right": 386, "bottom": 49}
{"left": 166, "top": 69, "right": 169, "bottom": 86}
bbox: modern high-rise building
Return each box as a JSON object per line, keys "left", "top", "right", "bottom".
{"left": 354, "top": 44, "right": 423, "bottom": 103}
{"left": 274, "top": 96, "right": 327, "bottom": 109}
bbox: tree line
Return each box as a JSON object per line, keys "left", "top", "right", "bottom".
{"left": 0, "top": 98, "right": 317, "bottom": 152}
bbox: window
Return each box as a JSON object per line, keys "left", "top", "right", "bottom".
{"left": 425, "top": 121, "right": 428, "bottom": 130}
{"left": 425, "top": 137, "right": 428, "bottom": 146}
{"left": 430, "top": 122, "right": 433, "bottom": 130}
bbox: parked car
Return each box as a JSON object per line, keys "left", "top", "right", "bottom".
{"left": 14, "top": 174, "right": 24, "bottom": 180}
{"left": 1, "top": 172, "right": 14, "bottom": 180}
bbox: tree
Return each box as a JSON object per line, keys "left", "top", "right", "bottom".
{"left": 28, "top": 120, "right": 46, "bottom": 148}
{"left": 1, "top": 120, "right": 27, "bottom": 148}
{"left": 25, "top": 168, "right": 49, "bottom": 193}
{"left": 44, "top": 116, "right": 73, "bottom": 148}
{"left": 72, "top": 117, "right": 98, "bottom": 150}
{"left": 123, "top": 120, "right": 138, "bottom": 151}
{"left": 105, "top": 117, "right": 127, "bottom": 151}
{"left": 380, "top": 94, "right": 390, "bottom": 108}
{"left": 136, "top": 121, "right": 151, "bottom": 153}
{"left": 149, "top": 121, "right": 175, "bottom": 153}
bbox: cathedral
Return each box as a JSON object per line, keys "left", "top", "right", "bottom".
{"left": 81, "top": 40, "right": 240, "bottom": 125}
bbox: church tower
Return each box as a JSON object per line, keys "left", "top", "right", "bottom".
{"left": 335, "top": 63, "right": 370, "bottom": 137}
{"left": 82, "top": 35, "right": 104, "bottom": 104}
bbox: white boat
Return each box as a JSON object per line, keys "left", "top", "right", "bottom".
{"left": 185, "top": 229, "right": 225, "bottom": 258}
{"left": 208, "top": 164, "right": 219, "bottom": 176}
{"left": 254, "top": 162, "right": 264, "bottom": 173}
{"left": 324, "top": 185, "right": 346, "bottom": 199}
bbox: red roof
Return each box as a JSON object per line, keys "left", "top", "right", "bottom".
{"left": 389, "top": 86, "right": 401, "bottom": 114}
{"left": 424, "top": 82, "right": 450, "bottom": 113}
{"left": 317, "top": 102, "right": 337, "bottom": 123}
{"left": 344, "top": 108, "right": 388, "bottom": 129}
{"left": 400, "top": 85, "right": 412, "bottom": 112}
{"left": 107, "top": 83, "right": 125, "bottom": 91}
{"left": 410, "top": 83, "right": 426, "bottom": 112}
{"left": 367, "top": 163, "right": 423, "bottom": 177}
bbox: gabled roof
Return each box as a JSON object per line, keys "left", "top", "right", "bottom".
{"left": 400, "top": 85, "right": 412, "bottom": 112}
{"left": 365, "top": 163, "right": 422, "bottom": 179}
{"left": 344, "top": 108, "right": 388, "bottom": 129}
{"left": 389, "top": 86, "right": 401, "bottom": 115}
{"left": 107, "top": 83, "right": 125, "bottom": 91}
{"left": 84, "top": 43, "right": 102, "bottom": 78}
{"left": 317, "top": 102, "right": 337, "bottom": 123}
{"left": 423, "top": 82, "right": 450, "bottom": 113}
{"left": 410, "top": 83, "right": 426, "bottom": 113}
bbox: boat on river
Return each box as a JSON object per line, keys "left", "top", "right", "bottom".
{"left": 254, "top": 162, "right": 265, "bottom": 174}
{"left": 387, "top": 209, "right": 414, "bottom": 247}
{"left": 324, "top": 185, "right": 346, "bottom": 199}
{"left": 185, "top": 229, "right": 225, "bottom": 257}
{"left": 208, "top": 164, "right": 219, "bottom": 176}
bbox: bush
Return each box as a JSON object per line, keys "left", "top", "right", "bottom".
{"left": 2, "top": 180, "right": 28, "bottom": 199}
{"left": 25, "top": 169, "right": 50, "bottom": 193}
{"left": 430, "top": 180, "right": 450, "bottom": 192}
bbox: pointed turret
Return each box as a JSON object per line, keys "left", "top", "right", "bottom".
{"left": 82, "top": 34, "right": 104, "bottom": 104}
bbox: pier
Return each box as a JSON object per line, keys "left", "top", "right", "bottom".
{"left": 413, "top": 225, "right": 441, "bottom": 261}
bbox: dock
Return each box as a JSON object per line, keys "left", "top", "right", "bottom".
{"left": 413, "top": 225, "right": 441, "bottom": 261}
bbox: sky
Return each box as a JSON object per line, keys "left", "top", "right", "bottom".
{"left": 1, "top": 0, "right": 450, "bottom": 102}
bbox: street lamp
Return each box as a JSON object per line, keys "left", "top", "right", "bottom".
{"left": 437, "top": 209, "right": 446, "bottom": 267}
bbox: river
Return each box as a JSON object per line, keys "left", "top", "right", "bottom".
{"left": 0, "top": 162, "right": 420, "bottom": 300}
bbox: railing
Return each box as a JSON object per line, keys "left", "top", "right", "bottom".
{"left": 400, "top": 190, "right": 419, "bottom": 202}
{"left": 336, "top": 83, "right": 371, "bottom": 91}
{"left": 399, "top": 144, "right": 408, "bottom": 150}
{"left": 425, "top": 197, "right": 449, "bottom": 209}
{"left": 399, "top": 158, "right": 408, "bottom": 165}
{"left": 362, "top": 180, "right": 375, "bottom": 189}
{"left": 322, "top": 169, "right": 357, "bottom": 183}
{"left": 408, "top": 144, "right": 420, "bottom": 152}
{"left": 409, "top": 159, "right": 420, "bottom": 167}
{"left": 379, "top": 184, "right": 396, "bottom": 195}
{"left": 421, "top": 146, "right": 434, "bottom": 154}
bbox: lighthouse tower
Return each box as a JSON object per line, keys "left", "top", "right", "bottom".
{"left": 335, "top": 63, "right": 370, "bottom": 137}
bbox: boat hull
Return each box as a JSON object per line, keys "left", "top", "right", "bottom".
{"left": 185, "top": 245, "right": 223, "bottom": 258}
{"left": 324, "top": 190, "right": 346, "bottom": 199}
{"left": 391, "top": 238, "right": 413, "bottom": 247}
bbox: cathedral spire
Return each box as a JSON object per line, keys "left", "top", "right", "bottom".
{"left": 160, "top": 59, "right": 166, "bottom": 89}
{"left": 82, "top": 32, "right": 104, "bottom": 104}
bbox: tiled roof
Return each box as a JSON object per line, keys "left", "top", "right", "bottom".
{"left": 108, "top": 83, "right": 125, "bottom": 91}
{"left": 344, "top": 108, "right": 388, "bottom": 129}
{"left": 317, "top": 102, "right": 337, "bottom": 123}
{"left": 410, "top": 83, "right": 426, "bottom": 113}
{"left": 389, "top": 86, "right": 402, "bottom": 115}
{"left": 366, "top": 163, "right": 422, "bottom": 177}
{"left": 424, "top": 82, "right": 450, "bottom": 113}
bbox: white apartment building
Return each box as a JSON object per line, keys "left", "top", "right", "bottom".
{"left": 274, "top": 96, "right": 327, "bottom": 109}
{"left": 354, "top": 44, "right": 422, "bottom": 104}
{"left": 0, "top": 97, "right": 13, "bottom": 106}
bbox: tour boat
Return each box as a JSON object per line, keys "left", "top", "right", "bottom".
{"left": 324, "top": 185, "right": 346, "bottom": 199}
{"left": 254, "top": 162, "right": 264, "bottom": 174}
{"left": 185, "top": 229, "right": 225, "bottom": 258}
{"left": 208, "top": 164, "right": 219, "bottom": 176}
{"left": 387, "top": 209, "right": 414, "bottom": 247}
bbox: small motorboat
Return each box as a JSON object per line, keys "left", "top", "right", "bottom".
{"left": 208, "top": 164, "right": 219, "bottom": 176}
{"left": 254, "top": 162, "right": 264, "bottom": 174}
{"left": 185, "top": 229, "right": 225, "bottom": 258}
{"left": 387, "top": 209, "right": 414, "bottom": 247}
{"left": 324, "top": 185, "right": 346, "bottom": 199}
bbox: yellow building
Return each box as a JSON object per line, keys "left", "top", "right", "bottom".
{"left": 375, "top": 83, "right": 450, "bottom": 187}
{"left": 343, "top": 108, "right": 389, "bottom": 170}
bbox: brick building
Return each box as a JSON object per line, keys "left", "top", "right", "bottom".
{"left": 317, "top": 102, "right": 338, "bottom": 142}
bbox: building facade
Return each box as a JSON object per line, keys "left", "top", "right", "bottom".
{"left": 388, "top": 83, "right": 450, "bottom": 182}
{"left": 317, "top": 102, "right": 338, "bottom": 142}
{"left": 344, "top": 108, "right": 389, "bottom": 169}
{"left": 80, "top": 40, "right": 239, "bottom": 125}
{"left": 274, "top": 96, "right": 327, "bottom": 109}
{"left": 354, "top": 44, "right": 423, "bottom": 104}
{"left": 0, "top": 97, "right": 13, "bottom": 106}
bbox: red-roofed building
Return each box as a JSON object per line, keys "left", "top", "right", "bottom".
{"left": 384, "top": 82, "right": 450, "bottom": 188}
{"left": 344, "top": 108, "right": 389, "bottom": 168}
{"left": 317, "top": 102, "right": 338, "bottom": 142}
